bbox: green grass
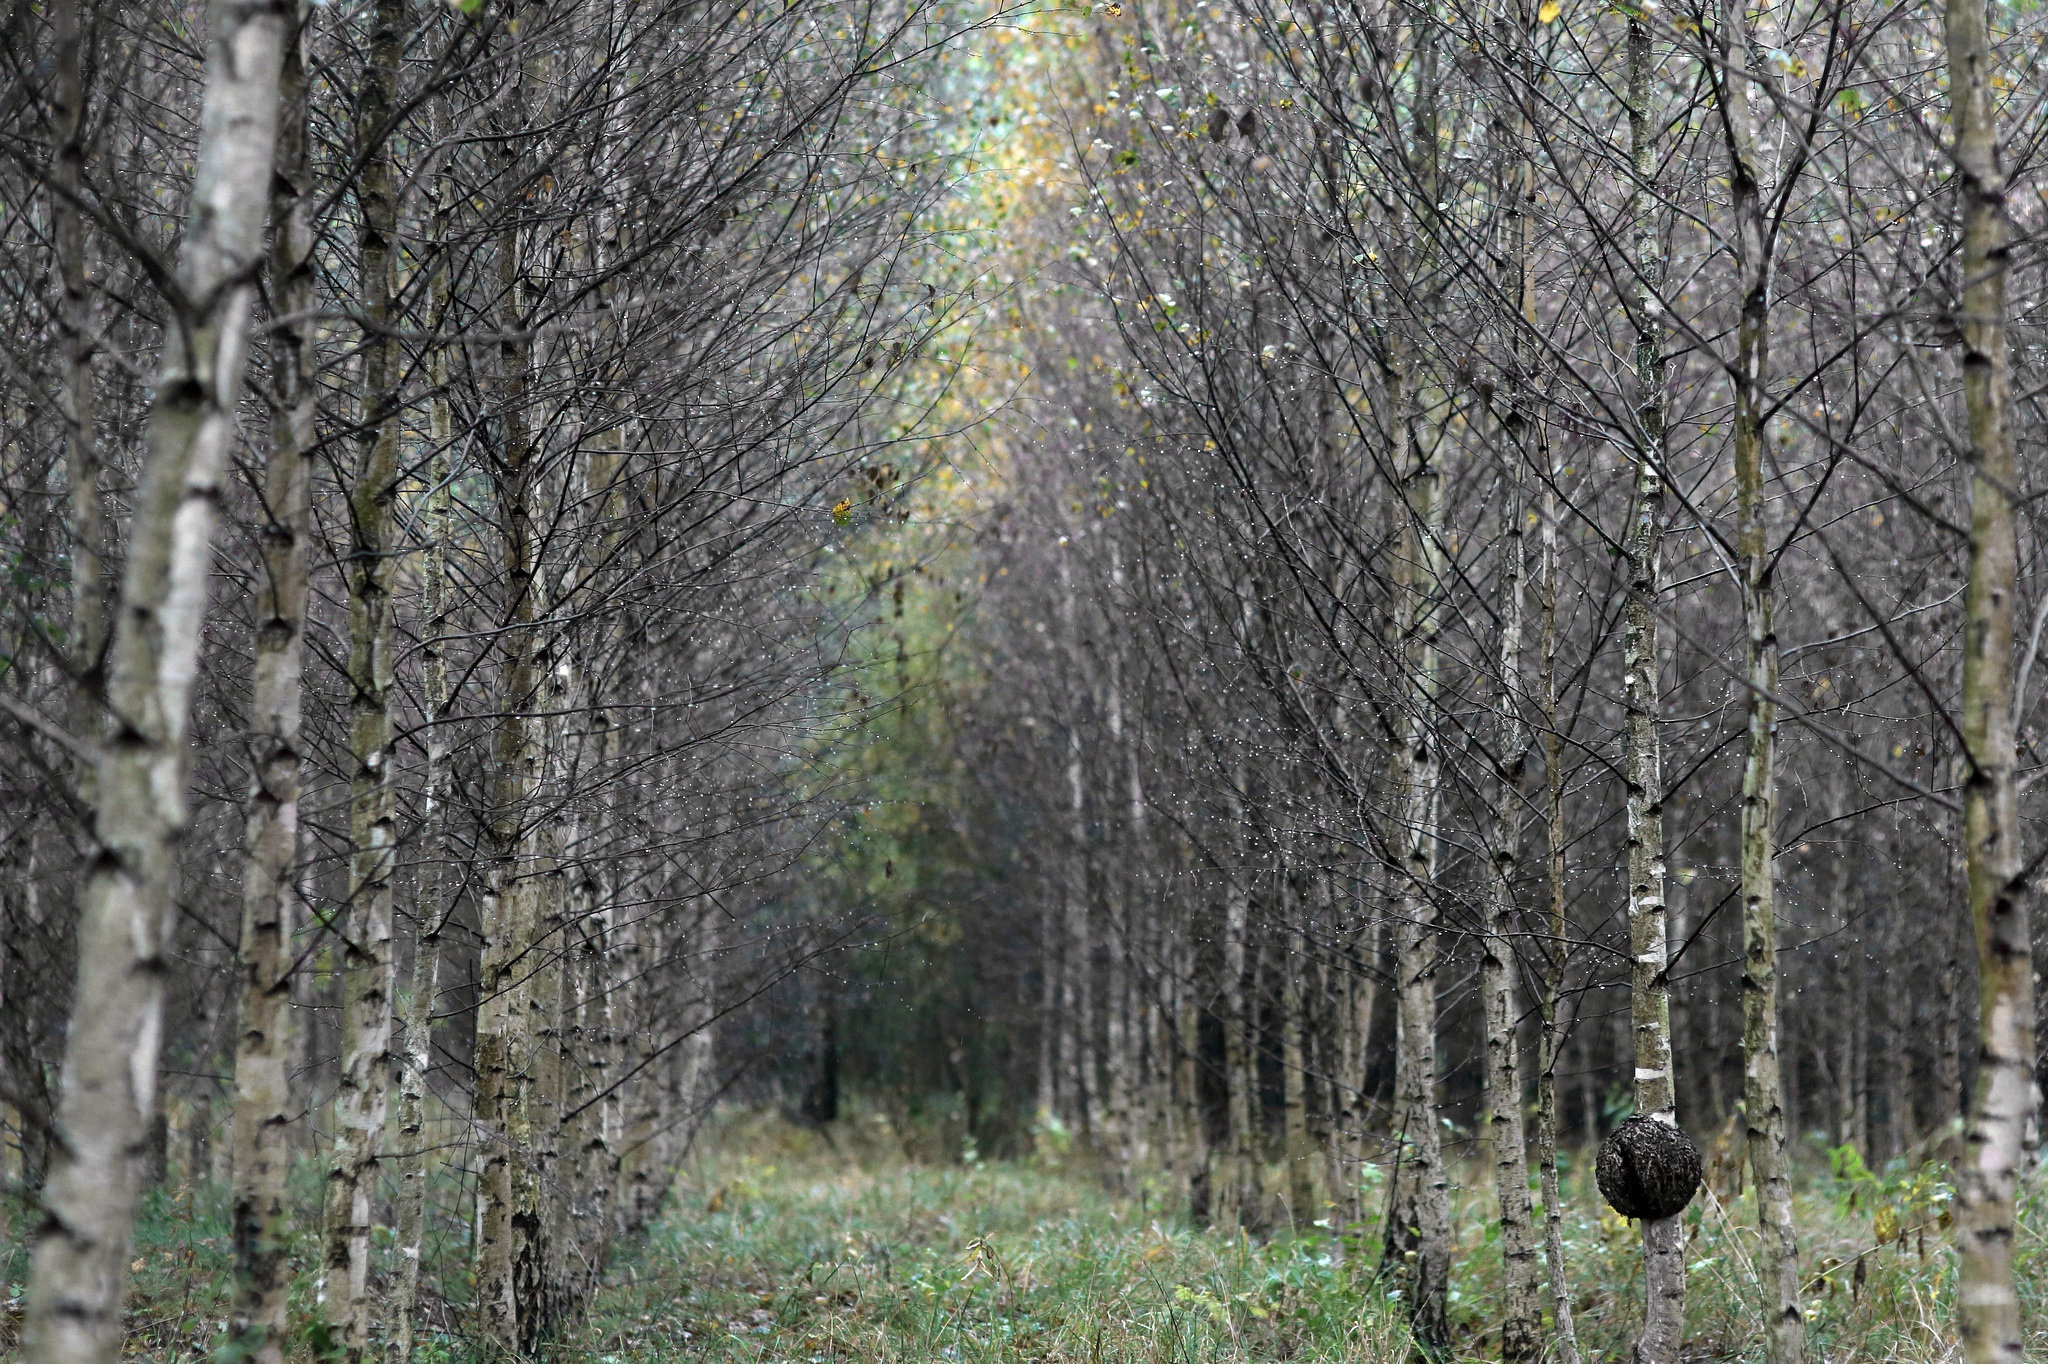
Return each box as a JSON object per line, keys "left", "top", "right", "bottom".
{"left": 2, "top": 1107, "right": 2042, "bottom": 1361}
{"left": 571, "top": 1109, "right": 2043, "bottom": 1364}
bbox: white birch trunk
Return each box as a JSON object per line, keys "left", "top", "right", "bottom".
{"left": 224, "top": 10, "right": 312, "bottom": 1362}
{"left": 1945, "top": 0, "right": 2039, "bottom": 1349}
{"left": 23, "top": 5, "right": 288, "bottom": 1361}
{"left": 1624, "top": 7, "right": 1684, "bottom": 1355}
{"left": 323, "top": 0, "right": 405, "bottom": 1346}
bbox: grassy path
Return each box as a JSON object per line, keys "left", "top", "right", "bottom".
{"left": 579, "top": 1122, "right": 1409, "bottom": 1364}
{"left": 567, "top": 1117, "right": 2014, "bottom": 1364}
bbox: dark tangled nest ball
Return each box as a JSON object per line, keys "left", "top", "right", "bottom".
{"left": 1596, "top": 1115, "right": 1703, "bottom": 1221}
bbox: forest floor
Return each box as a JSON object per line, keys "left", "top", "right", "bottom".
{"left": 5, "top": 1106, "right": 2041, "bottom": 1362}
{"left": 575, "top": 1110, "right": 2038, "bottom": 1364}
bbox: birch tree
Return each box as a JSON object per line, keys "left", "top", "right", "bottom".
{"left": 21, "top": 3, "right": 290, "bottom": 1360}
{"left": 1945, "top": 0, "right": 2039, "bottom": 1352}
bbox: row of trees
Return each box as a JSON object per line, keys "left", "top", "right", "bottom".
{"left": 1, "top": 0, "right": 2042, "bottom": 1358}
{"left": 0, "top": 0, "right": 972, "bottom": 1357}
{"left": 829, "top": 0, "right": 2045, "bottom": 1358}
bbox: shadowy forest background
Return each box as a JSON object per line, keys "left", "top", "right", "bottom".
{"left": 0, "top": 0, "right": 2043, "bottom": 1359}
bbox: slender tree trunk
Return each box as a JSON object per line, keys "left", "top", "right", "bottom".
{"left": 1940, "top": 918, "right": 1967, "bottom": 1128}
{"left": 517, "top": 813, "right": 566, "bottom": 1345}
{"left": 1039, "top": 901, "right": 1059, "bottom": 1121}
{"left": 1385, "top": 338, "right": 1449, "bottom": 1351}
{"left": 391, "top": 148, "right": 456, "bottom": 1359}
{"left": 1120, "top": 653, "right": 1156, "bottom": 1172}
{"left": 681, "top": 904, "right": 723, "bottom": 1149}
{"left": 615, "top": 904, "right": 662, "bottom": 1237}
{"left": 1482, "top": 448, "right": 1541, "bottom": 1362}
{"left": 1578, "top": 1024, "right": 1599, "bottom": 1154}
{"left": 1537, "top": 465, "right": 1581, "bottom": 1364}
{"left": 1222, "top": 806, "right": 1259, "bottom": 1228}
{"left": 1064, "top": 724, "right": 1095, "bottom": 1139}
{"left": 1348, "top": 914, "right": 1378, "bottom": 1218}
{"left": 580, "top": 4, "right": 633, "bottom": 1243}
{"left": 1945, "top": 0, "right": 2039, "bottom": 1349}
{"left": 223, "top": 16, "right": 313, "bottom": 1361}
{"left": 21, "top": 5, "right": 289, "bottom": 1361}
{"left": 1382, "top": 3, "right": 1450, "bottom": 1339}
{"left": 1103, "top": 632, "right": 1138, "bottom": 1182}
{"left": 1881, "top": 887, "right": 1907, "bottom": 1158}
{"left": 323, "top": 0, "right": 405, "bottom": 1350}
{"left": 554, "top": 151, "right": 633, "bottom": 1292}
{"left": 474, "top": 84, "right": 540, "bottom": 1345}
{"left": 1715, "top": 2, "right": 1804, "bottom": 1353}
{"left": 1339, "top": 879, "right": 1383, "bottom": 1227}
{"left": 1314, "top": 873, "right": 1349, "bottom": 1215}
{"left": 1624, "top": 6, "right": 1684, "bottom": 1357}
{"left": 53, "top": 0, "right": 106, "bottom": 776}
{"left": 1176, "top": 924, "right": 1208, "bottom": 1221}
{"left": 1282, "top": 921, "right": 1316, "bottom": 1228}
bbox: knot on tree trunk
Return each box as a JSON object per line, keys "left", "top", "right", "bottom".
{"left": 1595, "top": 1115, "right": 1701, "bottom": 1221}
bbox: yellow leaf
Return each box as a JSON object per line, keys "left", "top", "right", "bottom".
{"left": 1539, "top": 0, "right": 1560, "bottom": 19}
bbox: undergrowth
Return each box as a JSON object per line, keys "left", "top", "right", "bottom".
{"left": 1, "top": 1106, "right": 2041, "bottom": 1362}
{"left": 591, "top": 1110, "right": 2042, "bottom": 1364}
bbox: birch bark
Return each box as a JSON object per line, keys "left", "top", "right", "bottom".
{"left": 22, "top": 4, "right": 288, "bottom": 1361}
{"left": 474, "top": 51, "right": 541, "bottom": 1341}
{"left": 323, "top": 0, "right": 406, "bottom": 1350}
{"left": 1624, "top": 4, "right": 1684, "bottom": 1357}
{"left": 1712, "top": 3, "right": 1804, "bottom": 1354}
{"left": 1944, "top": 0, "right": 2039, "bottom": 1351}
{"left": 1482, "top": 452, "right": 1540, "bottom": 1361}
{"left": 1531, "top": 138, "right": 1582, "bottom": 1364}
{"left": 53, "top": 0, "right": 106, "bottom": 773}
{"left": 223, "top": 12, "right": 313, "bottom": 1363}
{"left": 1384, "top": 339, "right": 1449, "bottom": 1350}
{"left": 391, "top": 126, "right": 456, "bottom": 1357}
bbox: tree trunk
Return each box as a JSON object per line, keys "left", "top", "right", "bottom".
{"left": 1624, "top": 5, "right": 1683, "bottom": 1356}
{"left": 615, "top": 905, "right": 664, "bottom": 1237}
{"left": 22, "top": 4, "right": 289, "bottom": 1361}
{"left": 1381, "top": 4, "right": 1451, "bottom": 1339}
{"left": 1100, "top": 620, "right": 1136, "bottom": 1181}
{"left": 1717, "top": 1, "right": 1804, "bottom": 1351}
{"left": 223, "top": 12, "right": 313, "bottom": 1363}
{"left": 1176, "top": 923, "right": 1208, "bottom": 1221}
{"left": 474, "top": 88, "right": 542, "bottom": 1346}
{"left": 1338, "top": 882, "right": 1383, "bottom": 1228}
{"left": 1063, "top": 736, "right": 1095, "bottom": 1137}
{"left": 1881, "top": 885, "right": 1907, "bottom": 1158}
{"left": 517, "top": 831, "right": 567, "bottom": 1345}
{"left": 391, "top": 136, "right": 457, "bottom": 1358}
{"left": 1945, "top": 0, "right": 2039, "bottom": 1348}
{"left": 1535, "top": 470, "right": 1581, "bottom": 1364}
{"left": 1221, "top": 810, "right": 1259, "bottom": 1228}
{"left": 1281, "top": 922, "right": 1316, "bottom": 1228}
{"left": 1039, "top": 899, "right": 1060, "bottom": 1121}
{"left": 323, "top": 0, "right": 405, "bottom": 1347}
{"left": 53, "top": 0, "right": 106, "bottom": 775}
{"left": 681, "top": 904, "right": 723, "bottom": 1152}
{"left": 1482, "top": 446, "right": 1541, "bottom": 1362}
{"left": 1384, "top": 328, "right": 1449, "bottom": 1351}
